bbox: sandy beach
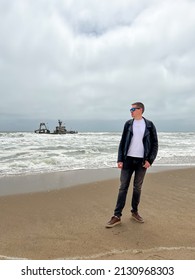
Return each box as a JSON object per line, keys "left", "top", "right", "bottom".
{"left": 0, "top": 167, "right": 194, "bottom": 260}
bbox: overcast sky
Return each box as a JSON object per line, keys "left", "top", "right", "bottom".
{"left": 0, "top": 0, "right": 195, "bottom": 132}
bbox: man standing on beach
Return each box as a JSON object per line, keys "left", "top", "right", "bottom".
{"left": 106, "top": 102, "right": 158, "bottom": 227}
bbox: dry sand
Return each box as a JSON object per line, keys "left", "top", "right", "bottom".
{"left": 0, "top": 168, "right": 194, "bottom": 260}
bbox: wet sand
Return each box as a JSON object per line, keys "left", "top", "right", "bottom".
{"left": 0, "top": 167, "right": 194, "bottom": 260}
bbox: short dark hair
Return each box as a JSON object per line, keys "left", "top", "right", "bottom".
{"left": 132, "top": 102, "right": 145, "bottom": 113}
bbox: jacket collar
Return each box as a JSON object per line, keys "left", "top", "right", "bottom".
{"left": 127, "top": 117, "right": 151, "bottom": 136}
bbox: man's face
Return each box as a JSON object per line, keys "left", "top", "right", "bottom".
{"left": 130, "top": 105, "right": 142, "bottom": 119}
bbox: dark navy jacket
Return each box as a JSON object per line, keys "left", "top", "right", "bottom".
{"left": 118, "top": 117, "right": 158, "bottom": 165}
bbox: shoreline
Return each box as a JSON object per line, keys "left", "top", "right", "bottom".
{"left": 0, "top": 167, "right": 194, "bottom": 260}
{"left": 0, "top": 165, "right": 193, "bottom": 197}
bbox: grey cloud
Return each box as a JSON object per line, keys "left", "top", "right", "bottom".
{"left": 0, "top": 0, "right": 195, "bottom": 131}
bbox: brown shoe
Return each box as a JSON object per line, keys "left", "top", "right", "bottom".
{"left": 132, "top": 212, "right": 144, "bottom": 223}
{"left": 106, "top": 216, "right": 121, "bottom": 228}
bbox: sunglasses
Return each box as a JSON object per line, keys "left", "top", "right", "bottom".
{"left": 130, "top": 107, "right": 140, "bottom": 112}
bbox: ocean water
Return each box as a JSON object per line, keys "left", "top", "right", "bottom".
{"left": 0, "top": 132, "right": 195, "bottom": 177}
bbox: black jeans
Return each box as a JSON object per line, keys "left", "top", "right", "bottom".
{"left": 114, "top": 157, "right": 147, "bottom": 217}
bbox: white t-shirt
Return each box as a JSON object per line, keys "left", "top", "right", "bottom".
{"left": 127, "top": 118, "right": 146, "bottom": 158}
